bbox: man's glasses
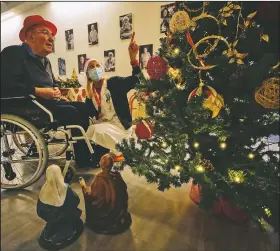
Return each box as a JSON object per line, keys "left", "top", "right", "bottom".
{"left": 37, "top": 29, "right": 55, "bottom": 39}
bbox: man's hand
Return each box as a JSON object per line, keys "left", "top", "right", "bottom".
{"left": 34, "top": 87, "right": 61, "bottom": 100}
{"left": 128, "top": 32, "right": 139, "bottom": 62}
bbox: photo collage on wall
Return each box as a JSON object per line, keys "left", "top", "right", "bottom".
{"left": 88, "top": 22, "right": 98, "bottom": 45}
{"left": 58, "top": 58, "right": 66, "bottom": 76}
{"left": 104, "top": 49, "right": 115, "bottom": 72}
{"left": 139, "top": 44, "right": 153, "bottom": 69}
{"left": 78, "top": 54, "right": 87, "bottom": 73}
{"left": 160, "top": 3, "right": 175, "bottom": 33}
{"left": 120, "top": 13, "right": 133, "bottom": 40}
{"left": 65, "top": 29, "right": 74, "bottom": 50}
{"left": 56, "top": 7, "right": 169, "bottom": 77}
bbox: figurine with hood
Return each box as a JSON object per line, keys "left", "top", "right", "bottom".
{"left": 37, "top": 164, "right": 84, "bottom": 250}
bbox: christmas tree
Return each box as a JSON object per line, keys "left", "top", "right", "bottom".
{"left": 56, "top": 68, "right": 81, "bottom": 88}
{"left": 118, "top": 2, "right": 279, "bottom": 230}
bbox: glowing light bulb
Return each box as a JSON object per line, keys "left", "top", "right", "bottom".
{"left": 196, "top": 165, "right": 205, "bottom": 172}
{"left": 248, "top": 153, "right": 255, "bottom": 159}
{"left": 176, "top": 84, "right": 185, "bottom": 90}
{"left": 193, "top": 142, "right": 199, "bottom": 148}
{"left": 161, "top": 142, "right": 168, "bottom": 148}
{"left": 264, "top": 208, "right": 271, "bottom": 217}
{"left": 174, "top": 48, "right": 180, "bottom": 55}
{"left": 174, "top": 165, "right": 181, "bottom": 171}
{"left": 220, "top": 142, "right": 227, "bottom": 150}
{"left": 151, "top": 92, "right": 157, "bottom": 97}
{"left": 234, "top": 177, "right": 241, "bottom": 183}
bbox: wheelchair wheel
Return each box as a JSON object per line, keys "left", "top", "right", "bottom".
{"left": 13, "top": 128, "right": 68, "bottom": 158}
{"left": 1, "top": 114, "right": 48, "bottom": 189}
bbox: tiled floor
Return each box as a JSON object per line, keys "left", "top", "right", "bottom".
{"left": 1, "top": 164, "right": 279, "bottom": 251}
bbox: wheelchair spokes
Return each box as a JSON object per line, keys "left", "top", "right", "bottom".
{"left": 42, "top": 129, "right": 68, "bottom": 157}
{"left": 13, "top": 128, "right": 68, "bottom": 158}
{"left": 1, "top": 116, "right": 48, "bottom": 189}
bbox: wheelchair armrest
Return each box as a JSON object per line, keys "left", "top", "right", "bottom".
{"left": 1, "top": 95, "right": 36, "bottom": 101}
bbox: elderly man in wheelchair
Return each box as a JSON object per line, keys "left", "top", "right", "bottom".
{"left": 1, "top": 15, "right": 101, "bottom": 190}
{"left": 1, "top": 15, "right": 141, "bottom": 190}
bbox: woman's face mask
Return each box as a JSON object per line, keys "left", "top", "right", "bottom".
{"left": 88, "top": 67, "right": 103, "bottom": 82}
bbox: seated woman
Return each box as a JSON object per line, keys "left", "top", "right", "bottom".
{"left": 37, "top": 164, "right": 83, "bottom": 250}
{"left": 80, "top": 32, "right": 140, "bottom": 163}
{"left": 79, "top": 153, "right": 132, "bottom": 234}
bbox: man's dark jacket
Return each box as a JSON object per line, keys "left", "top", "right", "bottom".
{"left": 1, "top": 44, "right": 57, "bottom": 98}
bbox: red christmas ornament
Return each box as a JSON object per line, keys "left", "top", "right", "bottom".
{"left": 135, "top": 120, "right": 153, "bottom": 139}
{"left": 146, "top": 56, "right": 169, "bottom": 80}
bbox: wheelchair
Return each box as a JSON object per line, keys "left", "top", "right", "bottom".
{"left": 1, "top": 95, "right": 95, "bottom": 190}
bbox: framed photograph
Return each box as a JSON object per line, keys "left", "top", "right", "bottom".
{"left": 65, "top": 29, "right": 74, "bottom": 50}
{"left": 160, "top": 3, "right": 175, "bottom": 33}
{"left": 88, "top": 22, "right": 98, "bottom": 45}
{"left": 139, "top": 44, "right": 153, "bottom": 69}
{"left": 119, "top": 13, "right": 133, "bottom": 40}
{"left": 104, "top": 49, "right": 115, "bottom": 72}
{"left": 58, "top": 58, "right": 66, "bottom": 76}
{"left": 78, "top": 54, "right": 87, "bottom": 73}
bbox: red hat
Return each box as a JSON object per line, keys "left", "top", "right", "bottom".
{"left": 19, "top": 15, "right": 57, "bottom": 42}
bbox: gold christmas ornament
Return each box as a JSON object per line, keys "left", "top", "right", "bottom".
{"left": 191, "top": 14, "right": 222, "bottom": 58}
{"left": 169, "top": 11, "right": 192, "bottom": 33}
{"left": 188, "top": 84, "right": 224, "bottom": 118}
{"left": 255, "top": 77, "right": 279, "bottom": 109}
{"left": 187, "top": 35, "right": 231, "bottom": 70}
{"left": 168, "top": 67, "right": 182, "bottom": 83}
{"left": 203, "top": 89, "right": 225, "bottom": 118}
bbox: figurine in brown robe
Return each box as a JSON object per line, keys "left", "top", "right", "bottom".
{"left": 79, "top": 153, "right": 132, "bottom": 234}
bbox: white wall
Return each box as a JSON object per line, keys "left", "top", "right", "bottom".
{"left": 1, "top": 1, "right": 170, "bottom": 78}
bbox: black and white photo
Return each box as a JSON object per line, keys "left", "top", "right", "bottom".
{"left": 139, "top": 44, "right": 153, "bottom": 69}
{"left": 58, "top": 58, "right": 66, "bottom": 76}
{"left": 65, "top": 29, "right": 74, "bottom": 50}
{"left": 160, "top": 3, "right": 175, "bottom": 33}
{"left": 119, "top": 13, "right": 133, "bottom": 40}
{"left": 104, "top": 49, "right": 115, "bottom": 72}
{"left": 88, "top": 22, "right": 98, "bottom": 45}
{"left": 78, "top": 54, "right": 87, "bottom": 73}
